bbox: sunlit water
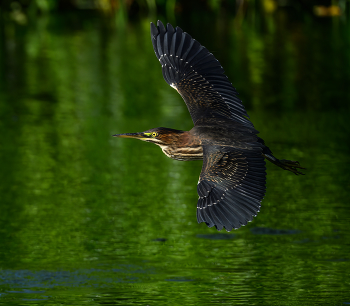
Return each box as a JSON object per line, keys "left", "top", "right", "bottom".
{"left": 0, "top": 12, "right": 350, "bottom": 305}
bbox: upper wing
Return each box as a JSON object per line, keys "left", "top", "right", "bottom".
{"left": 197, "top": 145, "right": 266, "bottom": 231}
{"left": 150, "top": 21, "right": 254, "bottom": 128}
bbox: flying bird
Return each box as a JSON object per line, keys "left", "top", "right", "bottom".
{"left": 113, "top": 20, "right": 305, "bottom": 232}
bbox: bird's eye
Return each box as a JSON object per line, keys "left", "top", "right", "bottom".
{"left": 152, "top": 132, "right": 158, "bottom": 137}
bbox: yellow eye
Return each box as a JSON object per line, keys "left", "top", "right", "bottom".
{"left": 152, "top": 132, "right": 158, "bottom": 137}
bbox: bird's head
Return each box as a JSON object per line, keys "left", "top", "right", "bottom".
{"left": 113, "top": 127, "right": 185, "bottom": 147}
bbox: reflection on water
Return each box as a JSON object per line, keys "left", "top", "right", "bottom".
{"left": 0, "top": 10, "right": 350, "bottom": 305}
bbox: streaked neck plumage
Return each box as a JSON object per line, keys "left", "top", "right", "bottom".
{"left": 159, "top": 131, "right": 203, "bottom": 161}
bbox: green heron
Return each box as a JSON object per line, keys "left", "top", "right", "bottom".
{"left": 114, "top": 21, "right": 305, "bottom": 232}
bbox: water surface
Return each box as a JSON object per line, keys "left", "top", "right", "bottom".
{"left": 0, "top": 12, "right": 350, "bottom": 305}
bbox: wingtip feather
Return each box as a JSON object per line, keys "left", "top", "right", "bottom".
{"left": 150, "top": 22, "right": 158, "bottom": 38}
{"left": 157, "top": 20, "right": 166, "bottom": 34}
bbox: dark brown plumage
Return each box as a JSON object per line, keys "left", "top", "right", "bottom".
{"left": 113, "top": 21, "right": 305, "bottom": 232}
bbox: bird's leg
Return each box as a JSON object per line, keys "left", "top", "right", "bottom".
{"left": 263, "top": 154, "right": 305, "bottom": 175}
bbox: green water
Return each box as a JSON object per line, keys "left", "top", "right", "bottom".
{"left": 1, "top": 13, "right": 350, "bottom": 305}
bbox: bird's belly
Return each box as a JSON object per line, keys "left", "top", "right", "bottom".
{"left": 162, "top": 146, "right": 203, "bottom": 161}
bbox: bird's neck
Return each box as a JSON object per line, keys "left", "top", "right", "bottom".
{"left": 161, "top": 131, "right": 203, "bottom": 161}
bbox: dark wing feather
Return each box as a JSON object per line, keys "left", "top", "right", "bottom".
{"left": 151, "top": 21, "right": 253, "bottom": 128}
{"left": 197, "top": 145, "right": 266, "bottom": 231}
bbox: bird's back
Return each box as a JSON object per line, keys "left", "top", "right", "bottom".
{"left": 190, "top": 118, "right": 263, "bottom": 152}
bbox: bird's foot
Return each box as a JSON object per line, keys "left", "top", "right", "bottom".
{"left": 278, "top": 159, "right": 305, "bottom": 175}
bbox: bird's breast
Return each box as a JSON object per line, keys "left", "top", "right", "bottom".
{"left": 162, "top": 146, "right": 203, "bottom": 161}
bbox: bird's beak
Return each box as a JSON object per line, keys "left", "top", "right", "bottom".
{"left": 113, "top": 132, "right": 148, "bottom": 140}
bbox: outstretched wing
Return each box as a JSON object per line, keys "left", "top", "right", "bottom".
{"left": 197, "top": 145, "right": 266, "bottom": 231}
{"left": 150, "top": 21, "right": 253, "bottom": 128}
